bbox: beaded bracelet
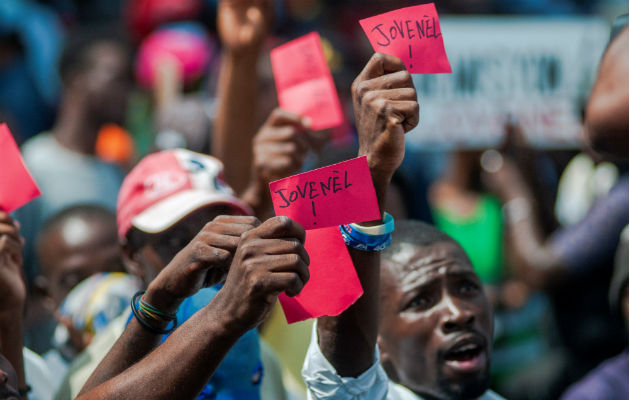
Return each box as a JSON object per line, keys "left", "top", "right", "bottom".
{"left": 131, "top": 291, "right": 177, "bottom": 335}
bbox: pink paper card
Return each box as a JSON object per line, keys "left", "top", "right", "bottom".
{"left": 0, "top": 124, "right": 41, "bottom": 212}
{"left": 269, "top": 156, "right": 380, "bottom": 230}
{"left": 279, "top": 226, "right": 363, "bottom": 323}
{"left": 270, "top": 32, "right": 344, "bottom": 131}
{"left": 359, "top": 3, "right": 451, "bottom": 74}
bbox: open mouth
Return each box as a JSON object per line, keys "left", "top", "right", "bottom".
{"left": 442, "top": 337, "right": 486, "bottom": 374}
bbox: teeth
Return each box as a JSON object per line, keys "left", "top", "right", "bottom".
{"left": 453, "top": 344, "right": 478, "bottom": 354}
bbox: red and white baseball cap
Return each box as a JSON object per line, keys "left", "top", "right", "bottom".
{"left": 117, "top": 149, "right": 253, "bottom": 238}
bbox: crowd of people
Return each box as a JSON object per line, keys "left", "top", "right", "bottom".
{"left": 0, "top": 0, "right": 628, "bottom": 399}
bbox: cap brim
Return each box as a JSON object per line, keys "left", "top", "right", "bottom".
{"left": 130, "top": 189, "right": 253, "bottom": 234}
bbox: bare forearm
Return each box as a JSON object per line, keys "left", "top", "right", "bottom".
{"left": 78, "top": 319, "right": 163, "bottom": 396}
{"left": 317, "top": 179, "right": 388, "bottom": 377}
{"left": 213, "top": 52, "right": 260, "bottom": 193}
{"left": 318, "top": 249, "right": 380, "bottom": 377}
{"left": 0, "top": 314, "right": 27, "bottom": 394}
{"left": 77, "top": 295, "right": 243, "bottom": 400}
{"left": 79, "top": 287, "right": 181, "bottom": 395}
{"left": 502, "top": 192, "right": 563, "bottom": 286}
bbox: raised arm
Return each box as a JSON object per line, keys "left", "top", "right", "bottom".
{"left": 0, "top": 212, "right": 28, "bottom": 399}
{"left": 78, "top": 216, "right": 310, "bottom": 400}
{"left": 241, "top": 107, "right": 328, "bottom": 219}
{"left": 213, "top": 0, "right": 272, "bottom": 193}
{"left": 78, "top": 215, "right": 259, "bottom": 395}
{"left": 316, "top": 53, "right": 418, "bottom": 377}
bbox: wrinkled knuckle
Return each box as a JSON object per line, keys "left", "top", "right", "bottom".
{"left": 290, "top": 239, "right": 301, "bottom": 252}
{"left": 402, "top": 70, "right": 413, "bottom": 85}
{"left": 214, "top": 248, "right": 230, "bottom": 263}
{"left": 374, "top": 98, "right": 390, "bottom": 117}
{"left": 240, "top": 241, "right": 256, "bottom": 258}
{"left": 290, "top": 274, "right": 303, "bottom": 291}
{"left": 251, "top": 278, "right": 265, "bottom": 294}
{"left": 373, "top": 52, "right": 386, "bottom": 63}
{"left": 274, "top": 215, "right": 292, "bottom": 229}
{"left": 287, "top": 253, "right": 301, "bottom": 266}
{"left": 362, "top": 90, "right": 378, "bottom": 105}
{"left": 241, "top": 229, "right": 255, "bottom": 242}
{"left": 356, "top": 80, "right": 370, "bottom": 99}
{"left": 351, "top": 78, "right": 361, "bottom": 96}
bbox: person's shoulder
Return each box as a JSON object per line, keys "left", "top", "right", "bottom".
{"left": 388, "top": 381, "right": 424, "bottom": 400}
{"left": 20, "top": 132, "right": 55, "bottom": 161}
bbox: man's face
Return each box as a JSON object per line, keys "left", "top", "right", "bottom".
{"left": 379, "top": 241, "right": 493, "bottom": 400}
{"left": 128, "top": 205, "right": 241, "bottom": 284}
{"left": 38, "top": 216, "right": 123, "bottom": 304}
{"left": 0, "top": 354, "right": 20, "bottom": 400}
{"left": 82, "top": 42, "right": 132, "bottom": 125}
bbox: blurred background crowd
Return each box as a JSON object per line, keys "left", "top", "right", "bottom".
{"left": 0, "top": 0, "right": 628, "bottom": 399}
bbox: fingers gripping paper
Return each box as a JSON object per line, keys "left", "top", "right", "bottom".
{"left": 0, "top": 124, "right": 41, "bottom": 212}
{"left": 359, "top": 3, "right": 451, "bottom": 74}
{"left": 270, "top": 32, "right": 344, "bottom": 131}
{"left": 270, "top": 157, "right": 380, "bottom": 323}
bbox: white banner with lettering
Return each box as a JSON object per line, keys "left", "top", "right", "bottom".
{"left": 407, "top": 17, "right": 610, "bottom": 149}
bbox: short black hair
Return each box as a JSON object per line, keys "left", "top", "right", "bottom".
{"left": 38, "top": 204, "right": 116, "bottom": 245}
{"left": 58, "top": 25, "right": 132, "bottom": 86}
{"left": 382, "top": 219, "right": 462, "bottom": 262}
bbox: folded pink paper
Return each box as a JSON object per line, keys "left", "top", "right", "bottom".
{"left": 359, "top": 3, "right": 451, "bottom": 74}
{"left": 269, "top": 156, "right": 380, "bottom": 230}
{"left": 0, "top": 124, "right": 41, "bottom": 212}
{"left": 279, "top": 226, "right": 362, "bottom": 323}
{"left": 271, "top": 32, "right": 344, "bottom": 130}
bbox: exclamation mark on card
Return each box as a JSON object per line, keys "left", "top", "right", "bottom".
{"left": 408, "top": 45, "right": 413, "bottom": 69}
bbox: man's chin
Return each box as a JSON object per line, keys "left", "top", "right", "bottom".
{"left": 438, "top": 366, "right": 491, "bottom": 399}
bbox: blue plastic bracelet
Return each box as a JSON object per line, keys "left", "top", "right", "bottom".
{"left": 339, "top": 225, "right": 392, "bottom": 252}
{"left": 349, "top": 213, "right": 395, "bottom": 236}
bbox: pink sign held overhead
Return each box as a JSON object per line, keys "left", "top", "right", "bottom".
{"left": 270, "top": 32, "right": 344, "bottom": 131}
{"left": 279, "top": 226, "right": 363, "bottom": 323}
{"left": 269, "top": 156, "right": 380, "bottom": 230}
{"left": 0, "top": 124, "right": 41, "bottom": 212}
{"left": 359, "top": 3, "right": 451, "bottom": 74}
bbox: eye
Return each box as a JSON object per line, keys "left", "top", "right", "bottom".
{"left": 458, "top": 279, "right": 480, "bottom": 296}
{"left": 403, "top": 293, "right": 434, "bottom": 312}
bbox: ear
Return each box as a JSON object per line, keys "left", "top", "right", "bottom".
{"left": 121, "top": 241, "right": 145, "bottom": 282}
{"left": 377, "top": 334, "right": 401, "bottom": 383}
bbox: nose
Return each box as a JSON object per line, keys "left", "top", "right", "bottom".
{"left": 440, "top": 294, "right": 475, "bottom": 334}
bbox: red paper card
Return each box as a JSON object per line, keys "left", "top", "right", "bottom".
{"left": 359, "top": 3, "right": 451, "bottom": 74}
{"left": 279, "top": 226, "right": 363, "bottom": 323}
{"left": 270, "top": 32, "right": 344, "bottom": 131}
{"left": 0, "top": 124, "right": 41, "bottom": 212}
{"left": 269, "top": 156, "right": 380, "bottom": 230}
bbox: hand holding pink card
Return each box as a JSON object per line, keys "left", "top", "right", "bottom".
{"left": 270, "top": 32, "right": 344, "bottom": 131}
{"left": 270, "top": 156, "right": 382, "bottom": 323}
{"left": 0, "top": 124, "right": 41, "bottom": 212}
{"left": 359, "top": 3, "right": 451, "bottom": 74}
